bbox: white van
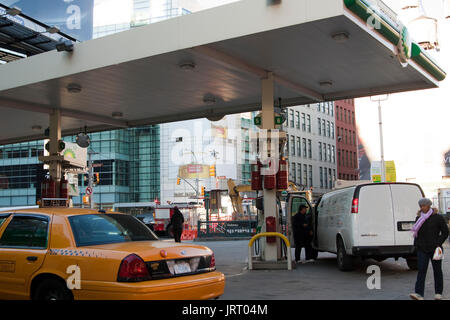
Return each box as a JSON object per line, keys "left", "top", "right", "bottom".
{"left": 311, "top": 182, "right": 424, "bottom": 271}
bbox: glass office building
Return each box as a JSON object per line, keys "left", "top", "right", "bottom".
{"left": 0, "top": 126, "right": 160, "bottom": 209}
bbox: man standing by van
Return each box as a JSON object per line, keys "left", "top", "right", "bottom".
{"left": 410, "top": 198, "right": 449, "bottom": 300}
{"left": 293, "top": 205, "right": 314, "bottom": 263}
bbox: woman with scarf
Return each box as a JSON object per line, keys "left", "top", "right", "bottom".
{"left": 409, "top": 198, "right": 449, "bottom": 300}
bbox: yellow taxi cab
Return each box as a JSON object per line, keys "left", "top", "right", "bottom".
{"left": 0, "top": 208, "right": 225, "bottom": 300}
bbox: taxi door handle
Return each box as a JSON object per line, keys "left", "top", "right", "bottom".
{"left": 26, "top": 256, "right": 38, "bottom": 262}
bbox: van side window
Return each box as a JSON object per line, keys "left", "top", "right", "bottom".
{"left": 0, "top": 215, "right": 49, "bottom": 249}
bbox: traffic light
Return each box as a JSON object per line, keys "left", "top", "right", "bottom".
{"left": 94, "top": 173, "right": 100, "bottom": 184}
{"left": 176, "top": 177, "right": 181, "bottom": 185}
{"left": 209, "top": 165, "right": 216, "bottom": 177}
{"left": 201, "top": 186, "right": 205, "bottom": 196}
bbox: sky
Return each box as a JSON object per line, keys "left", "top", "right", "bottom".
{"left": 355, "top": 0, "right": 450, "bottom": 196}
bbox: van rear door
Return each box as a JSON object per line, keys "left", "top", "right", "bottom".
{"left": 356, "top": 184, "right": 395, "bottom": 246}
{"left": 390, "top": 184, "right": 423, "bottom": 246}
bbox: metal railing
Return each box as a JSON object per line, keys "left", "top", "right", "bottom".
{"left": 248, "top": 232, "right": 292, "bottom": 271}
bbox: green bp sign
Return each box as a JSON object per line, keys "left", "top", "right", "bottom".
{"left": 397, "top": 25, "right": 412, "bottom": 67}
{"left": 254, "top": 113, "right": 285, "bottom": 128}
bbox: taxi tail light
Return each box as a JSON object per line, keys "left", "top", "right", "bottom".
{"left": 117, "top": 254, "right": 150, "bottom": 282}
{"left": 210, "top": 253, "right": 216, "bottom": 269}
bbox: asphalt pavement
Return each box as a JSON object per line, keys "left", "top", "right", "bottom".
{"left": 189, "top": 239, "right": 450, "bottom": 300}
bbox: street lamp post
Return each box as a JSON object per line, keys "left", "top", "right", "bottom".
{"left": 370, "top": 95, "right": 389, "bottom": 182}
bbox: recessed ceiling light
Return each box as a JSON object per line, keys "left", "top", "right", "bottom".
{"left": 67, "top": 83, "right": 82, "bottom": 93}
{"left": 319, "top": 80, "right": 333, "bottom": 87}
{"left": 112, "top": 112, "right": 123, "bottom": 118}
{"left": 179, "top": 61, "right": 196, "bottom": 71}
{"left": 331, "top": 32, "right": 350, "bottom": 43}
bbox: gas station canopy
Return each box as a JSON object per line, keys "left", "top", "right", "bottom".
{"left": 0, "top": 0, "right": 446, "bottom": 145}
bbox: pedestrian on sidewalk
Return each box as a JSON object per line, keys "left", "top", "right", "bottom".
{"left": 170, "top": 206, "right": 185, "bottom": 243}
{"left": 409, "top": 198, "right": 449, "bottom": 300}
{"left": 292, "top": 205, "right": 314, "bottom": 264}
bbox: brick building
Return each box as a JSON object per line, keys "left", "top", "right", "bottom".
{"left": 335, "top": 99, "right": 359, "bottom": 180}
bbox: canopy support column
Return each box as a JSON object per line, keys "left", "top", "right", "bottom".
{"left": 48, "top": 108, "right": 62, "bottom": 197}
{"left": 261, "top": 72, "right": 280, "bottom": 262}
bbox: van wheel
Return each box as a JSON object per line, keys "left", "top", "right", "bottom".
{"left": 406, "top": 257, "right": 418, "bottom": 270}
{"left": 337, "top": 238, "right": 354, "bottom": 271}
{"left": 33, "top": 278, "right": 73, "bottom": 301}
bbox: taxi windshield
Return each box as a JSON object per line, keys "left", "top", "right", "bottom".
{"left": 69, "top": 214, "right": 158, "bottom": 247}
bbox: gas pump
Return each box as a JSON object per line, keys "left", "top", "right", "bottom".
{"left": 251, "top": 161, "right": 263, "bottom": 191}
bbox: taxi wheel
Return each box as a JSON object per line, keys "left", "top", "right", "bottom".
{"left": 34, "top": 278, "right": 73, "bottom": 301}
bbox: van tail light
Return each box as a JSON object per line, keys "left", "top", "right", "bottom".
{"left": 210, "top": 253, "right": 216, "bottom": 269}
{"left": 117, "top": 254, "right": 150, "bottom": 282}
{"left": 351, "top": 198, "right": 359, "bottom": 214}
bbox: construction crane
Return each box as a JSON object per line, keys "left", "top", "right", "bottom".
{"left": 287, "top": 181, "right": 313, "bottom": 203}
{"left": 227, "top": 179, "right": 253, "bottom": 220}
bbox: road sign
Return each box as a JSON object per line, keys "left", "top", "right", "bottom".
{"left": 85, "top": 186, "right": 92, "bottom": 196}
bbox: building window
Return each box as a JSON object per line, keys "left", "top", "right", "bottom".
{"left": 318, "top": 118, "right": 322, "bottom": 136}
{"left": 306, "top": 114, "right": 311, "bottom": 132}
{"left": 319, "top": 167, "right": 324, "bottom": 188}
{"left": 326, "top": 121, "right": 330, "bottom": 137}
{"left": 302, "top": 138, "right": 307, "bottom": 158}
{"left": 292, "top": 163, "right": 296, "bottom": 182}
{"left": 332, "top": 146, "right": 336, "bottom": 164}
{"left": 298, "top": 163, "right": 302, "bottom": 185}
{"left": 307, "top": 140, "right": 312, "bottom": 159}
{"left": 345, "top": 129, "right": 348, "bottom": 144}
{"left": 331, "top": 123, "right": 335, "bottom": 139}
{"left": 346, "top": 150, "right": 349, "bottom": 167}
{"left": 309, "top": 165, "right": 313, "bottom": 187}
{"left": 337, "top": 149, "right": 341, "bottom": 166}
{"left": 324, "top": 168, "right": 328, "bottom": 189}
{"left": 290, "top": 109, "right": 294, "bottom": 128}
{"left": 352, "top": 111, "right": 355, "bottom": 125}
{"left": 301, "top": 113, "right": 306, "bottom": 131}
{"left": 291, "top": 136, "right": 295, "bottom": 156}
{"left": 323, "top": 144, "right": 327, "bottom": 162}
{"left": 322, "top": 119, "right": 326, "bottom": 136}
{"left": 329, "top": 168, "right": 333, "bottom": 189}
{"left": 286, "top": 134, "right": 289, "bottom": 155}
{"left": 330, "top": 103, "right": 334, "bottom": 117}
{"left": 295, "top": 111, "right": 300, "bottom": 129}
{"left": 318, "top": 142, "right": 322, "bottom": 161}
{"left": 327, "top": 144, "right": 331, "bottom": 163}
{"left": 297, "top": 137, "right": 301, "bottom": 157}
{"left": 303, "top": 164, "right": 308, "bottom": 187}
